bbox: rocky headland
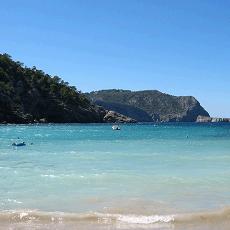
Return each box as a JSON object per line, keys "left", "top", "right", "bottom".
{"left": 86, "top": 90, "right": 210, "bottom": 122}
{"left": 1, "top": 54, "right": 219, "bottom": 124}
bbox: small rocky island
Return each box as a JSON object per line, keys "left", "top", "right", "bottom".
{"left": 196, "top": 116, "right": 230, "bottom": 123}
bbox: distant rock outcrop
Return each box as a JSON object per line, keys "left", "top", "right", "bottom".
{"left": 86, "top": 90, "right": 210, "bottom": 122}
{"left": 103, "top": 110, "right": 137, "bottom": 123}
{"left": 197, "top": 115, "right": 230, "bottom": 123}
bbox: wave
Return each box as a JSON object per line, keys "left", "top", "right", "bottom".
{"left": 0, "top": 207, "right": 230, "bottom": 225}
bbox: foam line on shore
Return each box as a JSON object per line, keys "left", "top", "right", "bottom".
{"left": 0, "top": 207, "right": 229, "bottom": 225}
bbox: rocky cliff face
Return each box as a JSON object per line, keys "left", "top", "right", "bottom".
{"left": 95, "top": 100, "right": 152, "bottom": 122}
{"left": 86, "top": 90, "right": 210, "bottom": 122}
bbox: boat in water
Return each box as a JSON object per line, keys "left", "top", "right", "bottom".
{"left": 112, "top": 125, "right": 121, "bottom": 130}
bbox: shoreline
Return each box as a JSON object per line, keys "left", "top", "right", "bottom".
{"left": 0, "top": 207, "right": 230, "bottom": 230}
{"left": 1, "top": 121, "right": 230, "bottom": 125}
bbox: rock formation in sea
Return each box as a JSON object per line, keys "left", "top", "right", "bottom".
{"left": 103, "top": 110, "right": 136, "bottom": 123}
{"left": 196, "top": 115, "right": 230, "bottom": 123}
{"left": 86, "top": 89, "right": 210, "bottom": 122}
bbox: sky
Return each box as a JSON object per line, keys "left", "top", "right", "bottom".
{"left": 0, "top": 0, "right": 229, "bottom": 117}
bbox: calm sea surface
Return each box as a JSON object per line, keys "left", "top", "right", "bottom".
{"left": 0, "top": 123, "right": 230, "bottom": 229}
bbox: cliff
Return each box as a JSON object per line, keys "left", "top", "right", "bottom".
{"left": 86, "top": 89, "right": 210, "bottom": 122}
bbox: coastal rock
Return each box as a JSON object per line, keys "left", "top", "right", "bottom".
{"left": 86, "top": 90, "right": 210, "bottom": 122}
{"left": 103, "top": 110, "right": 137, "bottom": 123}
{"left": 39, "top": 118, "right": 47, "bottom": 123}
{"left": 94, "top": 100, "right": 152, "bottom": 122}
{"left": 196, "top": 116, "right": 212, "bottom": 122}
{"left": 197, "top": 115, "right": 230, "bottom": 123}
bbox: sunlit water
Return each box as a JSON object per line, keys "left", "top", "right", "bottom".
{"left": 0, "top": 123, "right": 230, "bottom": 229}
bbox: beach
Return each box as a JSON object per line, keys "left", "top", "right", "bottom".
{"left": 0, "top": 123, "right": 230, "bottom": 229}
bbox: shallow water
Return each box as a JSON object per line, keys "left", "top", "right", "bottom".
{"left": 0, "top": 123, "right": 230, "bottom": 229}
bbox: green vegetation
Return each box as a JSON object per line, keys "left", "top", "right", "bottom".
{"left": 0, "top": 54, "right": 210, "bottom": 123}
{"left": 0, "top": 53, "right": 103, "bottom": 123}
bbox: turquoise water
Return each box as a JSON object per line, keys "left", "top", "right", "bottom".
{"left": 0, "top": 123, "right": 230, "bottom": 228}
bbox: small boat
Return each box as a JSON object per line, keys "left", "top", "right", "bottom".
{"left": 12, "top": 142, "right": 26, "bottom": 147}
{"left": 112, "top": 125, "right": 121, "bottom": 130}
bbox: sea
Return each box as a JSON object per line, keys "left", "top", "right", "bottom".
{"left": 0, "top": 123, "right": 230, "bottom": 230}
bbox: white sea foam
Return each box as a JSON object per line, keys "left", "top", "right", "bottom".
{"left": 94, "top": 212, "right": 175, "bottom": 225}
{"left": 0, "top": 207, "right": 229, "bottom": 227}
{"left": 41, "top": 174, "right": 59, "bottom": 178}
{"left": 19, "top": 212, "right": 28, "bottom": 219}
{"left": 117, "top": 214, "right": 175, "bottom": 224}
{"left": 40, "top": 173, "right": 82, "bottom": 179}
{"left": 7, "top": 199, "right": 22, "bottom": 204}
{"left": 35, "top": 134, "right": 43, "bottom": 137}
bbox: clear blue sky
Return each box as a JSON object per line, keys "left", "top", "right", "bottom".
{"left": 1, "top": 0, "right": 229, "bottom": 117}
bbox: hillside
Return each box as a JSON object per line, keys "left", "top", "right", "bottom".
{"left": 0, "top": 54, "right": 107, "bottom": 123}
{"left": 0, "top": 54, "right": 136, "bottom": 123}
{"left": 0, "top": 54, "right": 210, "bottom": 123}
{"left": 86, "top": 89, "right": 210, "bottom": 122}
